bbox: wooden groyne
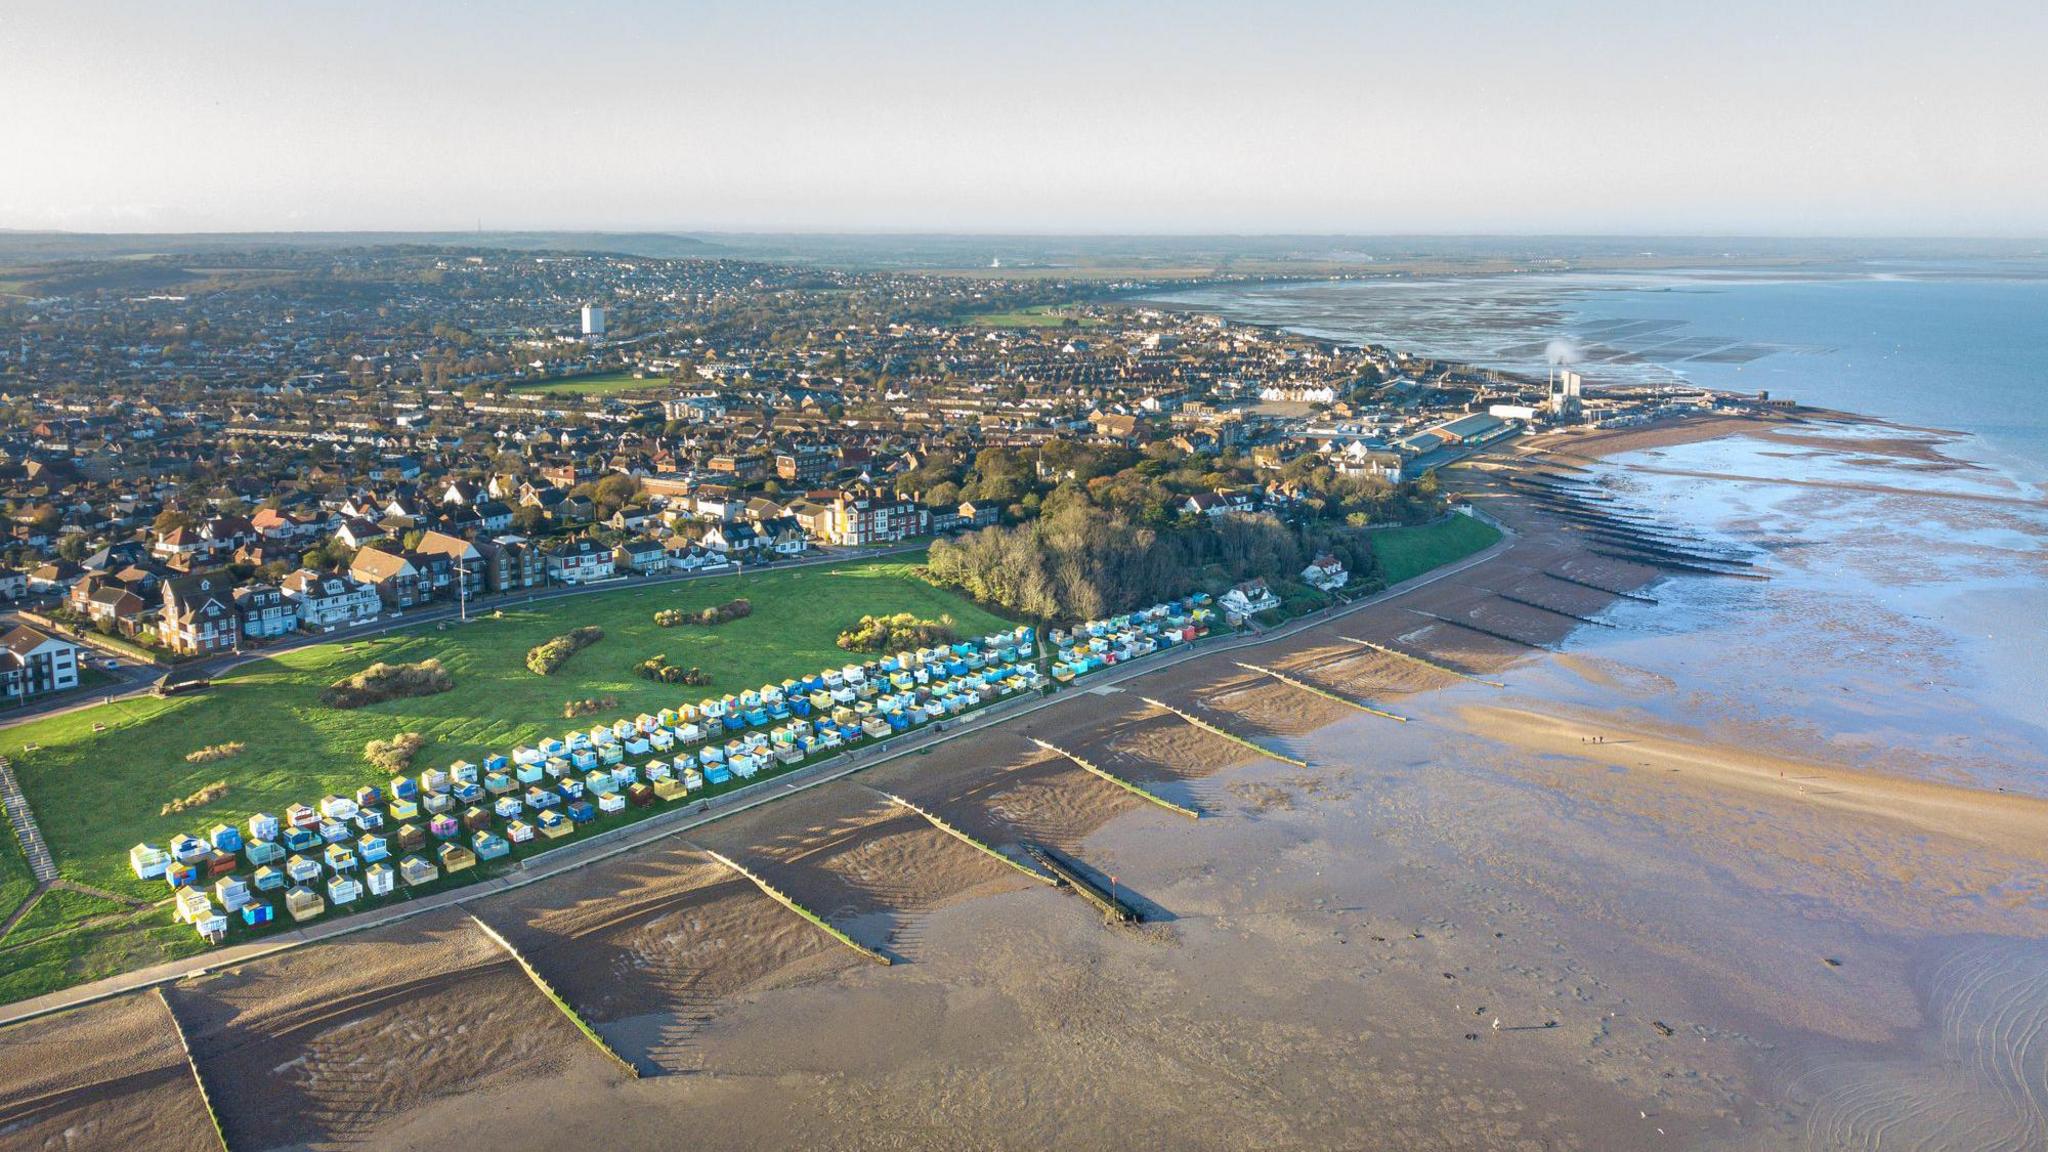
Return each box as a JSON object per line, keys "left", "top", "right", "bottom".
{"left": 1495, "top": 593, "right": 1617, "bottom": 628}
{"left": 1023, "top": 844, "right": 1139, "bottom": 924}
{"left": 700, "top": 848, "right": 892, "bottom": 965}
{"left": 1232, "top": 661, "right": 1407, "bottom": 722}
{"left": 467, "top": 912, "right": 642, "bottom": 1077}
{"left": 1338, "top": 636, "right": 1505, "bottom": 688}
{"left": 877, "top": 791, "right": 1057, "bottom": 883}
{"left": 1543, "top": 570, "right": 1657, "bottom": 604}
{"left": 1137, "top": 697, "right": 1310, "bottom": 768}
{"left": 1407, "top": 610, "right": 1551, "bottom": 651}
{"left": 156, "top": 987, "right": 232, "bottom": 1152}
{"left": 1591, "top": 548, "right": 1770, "bottom": 580}
{"left": 1030, "top": 739, "right": 1200, "bottom": 820}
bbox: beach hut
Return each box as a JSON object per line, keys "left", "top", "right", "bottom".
{"left": 624, "top": 735, "right": 650, "bottom": 755}
{"left": 537, "top": 736, "right": 567, "bottom": 759}
{"left": 173, "top": 886, "right": 214, "bottom": 924}
{"left": 567, "top": 798, "right": 597, "bottom": 823}
{"left": 202, "top": 849, "right": 237, "bottom": 878}
{"left": 599, "top": 743, "right": 625, "bottom": 766}
{"left": 396, "top": 823, "right": 427, "bottom": 852}
{"left": 654, "top": 778, "right": 687, "bottom": 802}
{"left": 628, "top": 782, "right": 655, "bottom": 808}
{"left": 484, "top": 771, "right": 515, "bottom": 795}
{"left": 318, "top": 820, "right": 350, "bottom": 845}
{"left": 545, "top": 756, "right": 573, "bottom": 779}
{"left": 612, "top": 763, "right": 640, "bottom": 786}
{"left": 515, "top": 759, "right": 545, "bottom": 785}
{"left": 472, "top": 830, "right": 510, "bottom": 861}
{"left": 319, "top": 794, "right": 359, "bottom": 823}
{"left": 323, "top": 843, "right": 358, "bottom": 873}
{"left": 399, "top": 855, "right": 438, "bottom": 886}
{"left": 557, "top": 777, "right": 585, "bottom": 801}
{"left": 245, "top": 839, "right": 283, "bottom": 867}
{"left": 506, "top": 818, "right": 535, "bottom": 844}
{"left": 704, "top": 764, "right": 733, "bottom": 786}
{"left": 420, "top": 767, "right": 451, "bottom": 795}
{"left": 429, "top": 813, "right": 460, "bottom": 840}
{"left": 677, "top": 722, "right": 705, "bottom": 744}
{"left": 130, "top": 843, "right": 171, "bottom": 879}
{"left": 388, "top": 796, "right": 420, "bottom": 821}
{"left": 649, "top": 728, "right": 675, "bottom": 751}
{"left": 484, "top": 753, "right": 509, "bottom": 773}
{"left": 460, "top": 806, "right": 492, "bottom": 833}
{"left": 513, "top": 745, "right": 542, "bottom": 766}
{"left": 353, "top": 808, "right": 385, "bottom": 832}
{"left": 285, "top": 853, "right": 322, "bottom": 884}
{"left": 452, "top": 781, "right": 484, "bottom": 805}
{"left": 570, "top": 748, "right": 599, "bottom": 771}
{"left": 538, "top": 809, "right": 573, "bottom": 839}
{"left": 493, "top": 795, "right": 523, "bottom": 820}
{"left": 213, "top": 874, "right": 251, "bottom": 912}
{"left": 326, "top": 874, "right": 363, "bottom": 906}
{"left": 525, "top": 786, "right": 560, "bottom": 811}
{"left": 643, "top": 759, "right": 671, "bottom": 782}
{"left": 598, "top": 791, "right": 626, "bottom": 815}
{"left": 252, "top": 864, "right": 286, "bottom": 892}
{"left": 247, "top": 812, "right": 281, "bottom": 843}
{"left": 437, "top": 842, "right": 477, "bottom": 874}
{"left": 389, "top": 775, "right": 420, "bottom": 802}
{"left": 164, "top": 861, "right": 200, "bottom": 889}
{"left": 583, "top": 769, "right": 613, "bottom": 796}
{"left": 357, "top": 832, "right": 390, "bottom": 863}
{"left": 682, "top": 767, "right": 705, "bottom": 791}
{"left": 450, "top": 761, "right": 479, "bottom": 787}
{"left": 365, "top": 861, "right": 395, "bottom": 897}
{"left": 241, "top": 900, "right": 275, "bottom": 927}
{"left": 285, "top": 802, "right": 319, "bottom": 830}
{"left": 423, "top": 791, "right": 455, "bottom": 816}
{"left": 285, "top": 885, "right": 324, "bottom": 922}
{"left": 170, "top": 834, "right": 209, "bottom": 866}
{"left": 354, "top": 784, "right": 384, "bottom": 810}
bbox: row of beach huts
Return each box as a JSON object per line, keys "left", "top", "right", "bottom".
{"left": 132, "top": 626, "right": 1046, "bottom": 943}
{"left": 1047, "top": 595, "right": 1217, "bottom": 683}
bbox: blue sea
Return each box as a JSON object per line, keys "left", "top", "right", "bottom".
{"left": 1151, "top": 264, "right": 2048, "bottom": 483}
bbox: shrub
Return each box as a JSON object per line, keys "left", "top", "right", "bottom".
{"left": 637, "top": 655, "right": 711, "bottom": 686}
{"left": 563, "top": 695, "right": 619, "bottom": 719}
{"left": 183, "top": 742, "right": 245, "bottom": 765}
{"left": 160, "top": 781, "right": 227, "bottom": 817}
{"left": 321, "top": 659, "right": 454, "bottom": 709}
{"left": 837, "top": 612, "right": 959, "bottom": 654}
{"left": 364, "top": 731, "right": 427, "bottom": 773}
{"left": 527, "top": 626, "right": 605, "bottom": 675}
{"left": 655, "top": 598, "right": 752, "bottom": 628}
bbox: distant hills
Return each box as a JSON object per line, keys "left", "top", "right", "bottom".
{"left": 0, "top": 230, "right": 720, "bottom": 263}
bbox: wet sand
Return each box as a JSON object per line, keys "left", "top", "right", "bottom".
{"left": 4, "top": 415, "right": 2044, "bottom": 1151}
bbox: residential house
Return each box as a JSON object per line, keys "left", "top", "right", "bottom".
{"left": 701, "top": 521, "right": 762, "bottom": 555}
{"left": 412, "top": 531, "right": 484, "bottom": 600}
{"left": 545, "top": 538, "right": 615, "bottom": 584}
{"left": 613, "top": 539, "right": 669, "bottom": 574}
{"left": 234, "top": 583, "right": 300, "bottom": 640}
{"left": 477, "top": 536, "right": 544, "bottom": 593}
{"left": 1301, "top": 553, "right": 1349, "bottom": 592}
{"left": 1219, "top": 578, "right": 1282, "bottom": 622}
{"left": 161, "top": 571, "right": 240, "bottom": 655}
{"left": 0, "top": 625, "right": 80, "bottom": 701}
{"left": 349, "top": 547, "right": 421, "bottom": 609}
{"left": 281, "top": 569, "right": 383, "bottom": 631}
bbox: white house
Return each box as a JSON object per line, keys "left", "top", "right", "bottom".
{"left": 1301, "top": 554, "right": 1349, "bottom": 592}
{"left": 1219, "top": 578, "right": 1282, "bottom": 622}
{"left": 0, "top": 625, "right": 80, "bottom": 701}
{"left": 280, "top": 569, "right": 383, "bottom": 631}
{"left": 546, "top": 538, "right": 616, "bottom": 584}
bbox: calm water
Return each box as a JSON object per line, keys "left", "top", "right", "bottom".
{"left": 1152, "top": 266, "right": 2048, "bottom": 482}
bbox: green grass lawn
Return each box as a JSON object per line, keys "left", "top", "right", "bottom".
{"left": 511, "top": 370, "right": 678, "bottom": 396}
{"left": 965, "top": 304, "right": 1101, "bottom": 329}
{"left": 1369, "top": 514, "right": 1503, "bottom": 587}
{"left": 4, "top": 557, "right": 1012, "bottom": 906}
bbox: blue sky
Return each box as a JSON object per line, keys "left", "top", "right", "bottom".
{"left": 4, "top": 0, "right": 2043, "bottom": 234}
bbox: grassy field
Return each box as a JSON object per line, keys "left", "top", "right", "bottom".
{"left": 3, "top": 557, "right": 1011, "bottom": 904}
{"left": 1368, "top": 514, "right": 1503, "bottom": 586}
{"left": 512, "top": 370, "right": 678, "bottom": 396}
{"left": 966, "top": 304, "right": 1102, "bottom": 328}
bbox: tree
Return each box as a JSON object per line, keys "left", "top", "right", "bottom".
{"left": 153, "top": 508, "right": 194, "bottom": 537}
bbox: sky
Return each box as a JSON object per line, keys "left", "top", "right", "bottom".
{"left": 4, "top": 0, "right": 2045, "bottom": 236}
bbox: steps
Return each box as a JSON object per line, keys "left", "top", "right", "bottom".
{"left": 0, "top": 757, "right": 58, "bottom": 882}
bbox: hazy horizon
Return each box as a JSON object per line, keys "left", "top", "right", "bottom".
{"left": 6, "top": 0, "right": 2046, "bottom": 236}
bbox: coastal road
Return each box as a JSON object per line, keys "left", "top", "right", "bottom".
{"left": 0, "top": 511, "right": 1516, "bottom": 1029}
{"left": 0, "top": 542, "right": 926, "bottom": 735}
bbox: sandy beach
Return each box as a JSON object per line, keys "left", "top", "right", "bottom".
{"left": 5, "top": 411, "right": 2045, "bottom": 1152}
